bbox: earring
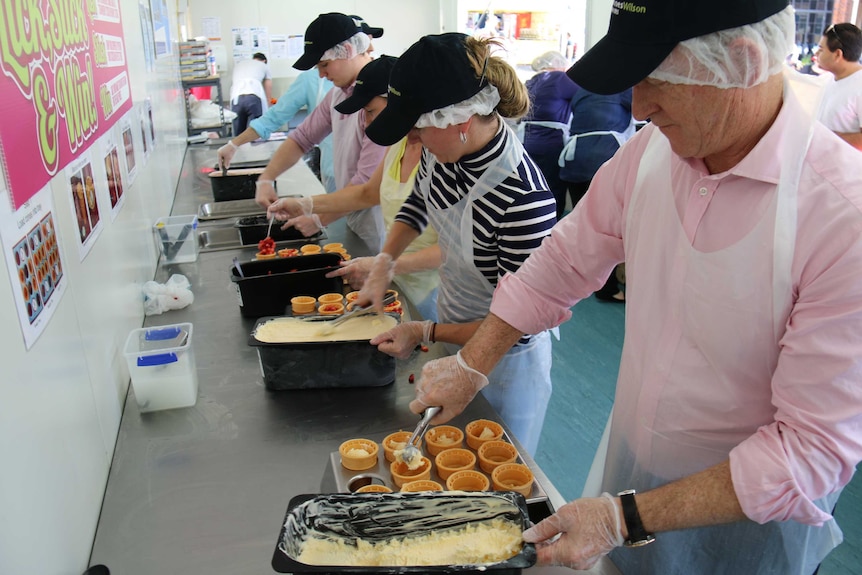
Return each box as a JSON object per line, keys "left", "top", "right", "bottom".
{"left": 459, "top": 132, "right": 468, "bottom": 144}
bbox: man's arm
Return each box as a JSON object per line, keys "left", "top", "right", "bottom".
{"left": 263, "top": 78, "right": 273, "bottom": 104}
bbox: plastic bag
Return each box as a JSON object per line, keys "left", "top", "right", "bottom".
{"left": 143, "top": 274, "right": 194, "bottom": 316}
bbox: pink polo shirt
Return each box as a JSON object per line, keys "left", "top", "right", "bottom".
{"left": 288, "top": 84, "right": 385, "bottom": 189}
{"left": 492, "top": 87, "right": 862, "bottom": 526}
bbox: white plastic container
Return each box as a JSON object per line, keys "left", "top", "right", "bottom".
{"left": 153, "top": 215, "right": 199, "bottom": 263}
{"left": 123, "top": 323, "right": 198, "bottom": 413}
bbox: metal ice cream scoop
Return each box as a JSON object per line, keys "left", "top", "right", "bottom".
{"left": 400, "top": 406, "right": 442, "bottom": 466}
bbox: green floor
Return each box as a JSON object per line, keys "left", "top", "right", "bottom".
{"left": 533, "top": 295, "right": 862, "bottom": 574}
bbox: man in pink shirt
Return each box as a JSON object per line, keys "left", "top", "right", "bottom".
{"left": 409, "top": 1, "right": 862, "bottom": 573}
{"left": 254, "top": 13, "right": 387, "bottom": 253}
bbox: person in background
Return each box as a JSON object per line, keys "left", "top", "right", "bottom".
{"left": 815, "top": 23, "right": 862, "bottom": 151}
{"left": 521, "top": 51, "right": 578, "bottom": 221}
{"left": 559, "top": 87, "right": 634, "bottom": 303}
{"left": 254, "top": 13, "right": 387, "bottom": 254}
{"left": 229, "top": 52, "right": 273, "bottom": 135}
{"left": 408, "top": 1, "right": 862, "bottom": 573}
{"left": 218, "top": 68, "right": 336, "bottom": 191}
{"left": 267, "top": 56, "right": 441, "bottom": 321}
{"left": 357, "top": 33, "right": 557, "bottom": 455}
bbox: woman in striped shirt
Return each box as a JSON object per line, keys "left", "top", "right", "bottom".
{"left": 359, "top": 33, "right": 557, "bottom": 454}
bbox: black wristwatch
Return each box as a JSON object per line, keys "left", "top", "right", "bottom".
{"left": 617, "top": 489, "right": 656, "bottom": 547}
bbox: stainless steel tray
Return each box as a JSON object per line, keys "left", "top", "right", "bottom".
{"left": 198, "top": 226, "right": 326, "bottom": 253}
{"left": 198, "top": 198, "right": 265, "bottom": 221}
{"left": 198, "top": 195, "right": 305, "bottom": 221}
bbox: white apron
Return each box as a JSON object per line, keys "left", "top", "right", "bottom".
{"left": 419, "top": 122, "right": 553, "bottom": 455}
{"left": 331, "top": 95, "right": 385, "bottom": 252}
{"left": 379, "top": 140, "right": 440, "bottom": 322}
{"left": 601, "top": 73, "right": 841, "bottom": 574}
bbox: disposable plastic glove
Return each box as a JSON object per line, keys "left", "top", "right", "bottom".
{"left": 370, "top": 320, "right": 433, "bottom": 359}
{"left": 325, "top": 256, "right": 373, "bottom": 289}
{"left": 522, "top": 493, "right": 624, "bottom": 570}
{"left": 408, "top": 350, "right": 489, "bottom": 421}
{"left": 355, "top": 253, "right": 396, "bottom": 311}
{"left": 284, "top": 214, "right": 324, "bottom": 236}
{"left": 267, "top": 196, "right": 311, "bottom": 221}
{"left": 254, "top": 179, "right": 277, "bottom": 208}
{"left": 217, "top": 140, "right": 237, "bottom": 170}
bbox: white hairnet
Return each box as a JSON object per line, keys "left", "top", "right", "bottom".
{"left": 648, "top": 5, "right": 794, "bottom": 89}
{"left": 415, "top": 85, "right": 502, "bottom": 129}
{"left": 531, "top": 51, "right": 568, "bottom": 72}
{"left": 320, "top": 32, "right": 372, "bottom": 62}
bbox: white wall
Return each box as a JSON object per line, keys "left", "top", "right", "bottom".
{"left": 0, "top": 1, "right": 187, "bottom": 574}
{"left": 187, "top": 0, "right": 445, "bottom": 99}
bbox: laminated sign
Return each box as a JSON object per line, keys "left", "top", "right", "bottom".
{"left": 0, "top": 0, "right": 133, "bottom": 209}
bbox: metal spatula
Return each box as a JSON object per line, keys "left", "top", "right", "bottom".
{"left": 301, "top": 292, "right": 397, "bottom": 336}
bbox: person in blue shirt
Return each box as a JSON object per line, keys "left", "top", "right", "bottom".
{"left": 521, "top": 51, "right": 579, "bottom": 221}
{"left": 218, "top": 68, "right": 336, "bottom": 191}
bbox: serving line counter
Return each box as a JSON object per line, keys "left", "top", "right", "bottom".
{"left": 89, "top": 140, "right": 619, "bottom": 575}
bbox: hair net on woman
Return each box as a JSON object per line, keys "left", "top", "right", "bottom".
{"left": 321, "top": 32, "right": 372, "bottom": 61}
{"left": 648, "top": 5, "right": 794, "bottom": 89}
{"left": 531, "top": 51, "right": 568, "bottom": 72}
{"left": 415, "top": 85, "right": 501, "bottom": 129}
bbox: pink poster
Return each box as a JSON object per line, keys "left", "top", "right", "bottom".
{"left": 0, "top": 0, "right": 133, "bottom": 209}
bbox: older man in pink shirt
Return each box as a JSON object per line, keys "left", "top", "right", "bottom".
{"left": 408, "top": 1, "right": 862, "bottom": 574}
{"left": 254, "top": 13, "right": 387, "bottom": 253}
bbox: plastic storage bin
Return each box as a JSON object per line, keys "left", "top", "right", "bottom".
{"left": 124, "top": 323, "right": 198, "bottom": 412}
{"left": 153, "top": 215, "right": 199, "bottom": 263}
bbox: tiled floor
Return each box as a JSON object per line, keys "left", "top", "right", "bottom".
{"left": 534, "top": 295, "right": 861, "bottom": 574}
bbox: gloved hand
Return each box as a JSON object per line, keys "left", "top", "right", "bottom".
{"left": 408, "top": 350, "right": 489, "bottom": 421}
{"left": 355, "top": 253, "right": 396, "bottom": 311}
{"left": 254, "top": 179, "right": 277, "bottom": 208}
{"left": 217, "top": 140, "right": 237, "bottom": 170}
{"left": 325, "top": 256, "right": 373, "bottom": 289}
{"left": 283, "top": 214, "right": 324, "bottom": 236}
{"left": 370, "top": 320, "right": 433, "bottom": 359}
{"left": 522, "top": 493, "right": 624, "bottom": 570}
{"left": 268, "top": 196, "right": 311, "bottom": 221}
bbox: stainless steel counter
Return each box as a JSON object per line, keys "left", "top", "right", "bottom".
{"left": 90, "top": 140, "right": 618, "bottom": 575}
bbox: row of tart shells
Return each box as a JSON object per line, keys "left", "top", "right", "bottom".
{"left": 339, "top": 419, "right": 534, "bottom": 496}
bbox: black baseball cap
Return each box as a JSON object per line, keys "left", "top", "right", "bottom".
{"left": 334, "top": 56, "right": 398, "bottom": 114}
{"left": 567, "top": 0, "right": 790, "bottom": 95}
{"left": 293, "top": 13, "right": 384, "bottom": 70}
{"left": 349, "top": 15, "right": 384, "bottom": 39}
{"left": 366, "top": 33, "right": 485, "bottom": 146}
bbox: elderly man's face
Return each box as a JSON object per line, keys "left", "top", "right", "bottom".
{"left": 632, "top": 77, "right": 751, "bottom": 170}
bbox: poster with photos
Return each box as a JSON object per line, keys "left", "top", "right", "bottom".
{"left": 0, "top": 184, "right": 68, "bottom": 349}
{"left": 119, "top": 114, "right": 138, "bottom": 184}
{"left": 65, "top": 153, "right": 104, "bottom": 261}
{"left": 103, "top": 130, "right": 126, "bottom": 219}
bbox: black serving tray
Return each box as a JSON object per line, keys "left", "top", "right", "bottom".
{"left": 229, "top": 253, "right": 343, "bottom": 318}
{"left": 272, "top": 492, "right": 536, "bottom": 575}
{"left": 234, "top": 214, "right": 315, "bottom": 245}
{"left": 247, "top": 313, "right": 399, "bottom": 390}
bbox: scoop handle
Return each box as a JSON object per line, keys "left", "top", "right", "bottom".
{"left": 407, "top": 406, "right": 442, "bottom": 447}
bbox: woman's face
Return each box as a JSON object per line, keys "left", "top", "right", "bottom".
{"left": 363, "top": 96, "right": 388, "bottom": 128}
{"left": 411, "top": 124, "right": 465, "bottom": 163}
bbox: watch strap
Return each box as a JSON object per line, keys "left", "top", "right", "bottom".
{"left": 618, "top": 489, "right": 656, "bottom": 547}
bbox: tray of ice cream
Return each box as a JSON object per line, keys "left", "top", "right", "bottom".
{"left": 272, "top": 491, "right": 536, "bottom": 574}
{"left": 248, "top": 308, "right": 401, "bottom": 389}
